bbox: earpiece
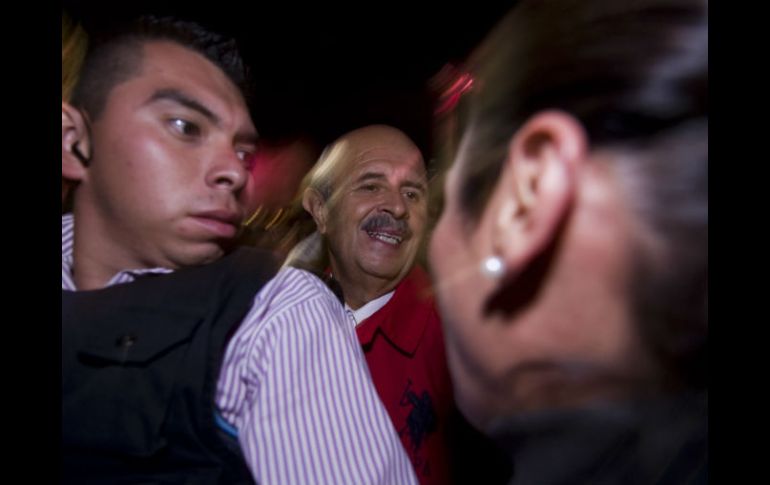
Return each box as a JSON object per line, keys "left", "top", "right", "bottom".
{"left": 72, "top": 142, "right": 91, "bottom": 167}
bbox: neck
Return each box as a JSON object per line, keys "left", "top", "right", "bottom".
{"left": 341, "top": 280, "right": 397, "bottom": 310}
{"left": 71, "top": 200, "right": 143, "bottom": 290}
{"left": 71, "top": 250, "right": 119, "bottom": 290}
{"left": 72, "top": 217, "right": 132, "bottom": 290}
{"left": 332, "top": 270, "right": 400, "bottom": 310}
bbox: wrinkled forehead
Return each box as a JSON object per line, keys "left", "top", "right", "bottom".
{"left": 342, "top": 130, "right": 425, "bottom": 180}
{"left": 351, "top": 145, "right": 425, "bottom": 174}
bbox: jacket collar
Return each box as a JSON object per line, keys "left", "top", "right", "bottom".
{"left": 355, "top": 265, "right": 435, "bottom": 355}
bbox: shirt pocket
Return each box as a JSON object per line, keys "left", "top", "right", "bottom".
{"left": 63, "top": 307, "right": 203, "bottom": 458}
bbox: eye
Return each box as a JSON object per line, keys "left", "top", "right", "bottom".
{"left": 236, "top": 148, "right": 257, "bottom": 169}
{"left": 360, "top": 184, "right": 379, "bottom": 192}
{"left": 168, "top": 118, "right": 201, "bottom": 138}
{"left": 404, "top": 190, "right": 421, "bottom": 201}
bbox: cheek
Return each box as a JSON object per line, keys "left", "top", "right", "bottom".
{"left": 337, "top": 197, "right": 376, "bottom": 233}
{"left": 99, "top": 130, "right": 167, "bottom": 184}
{"left": 428, "top": 217, "right": 446, "bottom": 277}
{"left": 325, "top": 203, "right": 362, "bottom": 249}
{"left": 411, "top": 204, "right": 429, "bottom": 235}
{"left": 239, "top": 180, "right": 261, "bottom": 214}
{"left": 353, "top": 202, "right": 375, "bottom": 222}
{"left": 429, "top": 213, "right": 476, "bottom": 346}
{"left": 430, "top": 210, "right": 496, "bottom": 358}
{"left": 429, "top": 210, "right": 461, "bottom": 281}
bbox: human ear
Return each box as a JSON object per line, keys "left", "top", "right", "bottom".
{"left": 490, "top": 110, "right": 588, "bottom": 273}
{"left": 302, "top": 187, "right": 329, "bottom": 234}
{"left": 62, "top": 102, "right": 90, "bottom": 181}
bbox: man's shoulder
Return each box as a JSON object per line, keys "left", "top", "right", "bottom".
{"left": 217, "top": 266, "right": 347, "bottom": 347}
{"left": 229, "top": 265, "right": 347, "bottom": 340}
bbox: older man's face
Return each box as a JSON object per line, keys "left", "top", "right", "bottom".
{"left": 322, "top": 138, "right": 428, "bottom": 295}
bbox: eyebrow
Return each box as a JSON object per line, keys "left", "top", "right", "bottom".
{"left": 147, "top": 88, "right": 259, "bottom": 145}
{"left": 355, "top": 172, "right": 427, "bottom": 193}
{"left": 402, "top": 179, "right": 427, "bottom": 193}
{"left": 147, "top": 88, "right": 220, "bottom": 124}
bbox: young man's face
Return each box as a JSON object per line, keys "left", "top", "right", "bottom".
{"left": 76, "top": 41, "right": 259, "bottom": 270}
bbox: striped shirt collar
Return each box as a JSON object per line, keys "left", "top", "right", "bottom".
{"left": 61, "top": 213, "right": 172, "bottom": 291}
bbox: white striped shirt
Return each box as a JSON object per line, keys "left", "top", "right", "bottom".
{"left": 62, "top": 214, "right": 417, "bottom": 485}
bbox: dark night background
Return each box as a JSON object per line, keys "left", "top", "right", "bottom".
{"left": 61, "top": 1, "right": 517, "bottom": 157}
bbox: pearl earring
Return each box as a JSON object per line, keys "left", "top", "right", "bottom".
{"left": 481, "top": 256, "right": 505, "bottom": 279}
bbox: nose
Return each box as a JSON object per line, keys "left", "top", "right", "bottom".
{"left": 380, "top": 188, "right": 408, "bottom": 219}
{"left": 206, "top": 149, "right": 248, "bottom": 193}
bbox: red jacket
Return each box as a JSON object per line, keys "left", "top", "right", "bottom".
{"left": 356, "top": 266, "right": 454, "bottom": 485}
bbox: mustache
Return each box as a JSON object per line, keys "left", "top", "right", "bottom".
{"left": 361, "top": 213, "right": 411, "bottom": 237}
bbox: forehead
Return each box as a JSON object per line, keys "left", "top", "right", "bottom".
{"left": 345, "top": 143, "right": 426, "bottom": 182}
{"left": 105, "top": 40, "right": 249, "bottom": 119}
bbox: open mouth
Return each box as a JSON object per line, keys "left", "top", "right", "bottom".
{"left": 366, "top": 230, "right": 403, "bottom": 246}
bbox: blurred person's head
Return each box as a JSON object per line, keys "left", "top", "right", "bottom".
{"left": 236, "top": 138, "right": 319, "bottom": 260}
{"left": 62, "top": 11, "right": 88, "bottom": 103}
{"left": 302, "top": 125, "right": 429, "bottom": 308}
{"left": 62, "top": 11, "right": 88, "bottom": 206}
{"left": 429, "top": 0, "right": 707, "bottom": 430}
{"left": 249, "top": 138, "right": 317, "bottom": 211}
{"left": 62, "top": 16, "right": 259, "bottom": 285}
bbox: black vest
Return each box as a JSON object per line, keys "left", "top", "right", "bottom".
{"left": 62, "top": 247, "right": 278, "bottom": 484}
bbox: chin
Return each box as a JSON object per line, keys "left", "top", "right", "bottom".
{"left": 361, "top": 260, "right": 406, "bottom": 281}
{"left": 455, "top": 386, "right": 497, "bottom": 432}
{"left": 171, "top": 243, "right": 227, "bottom": 268}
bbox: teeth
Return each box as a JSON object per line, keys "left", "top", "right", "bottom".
{"left": 368, "top": 231, "right": 402, "bottom": 245}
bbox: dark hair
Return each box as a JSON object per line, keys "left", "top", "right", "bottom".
{"left": 456, "top": 0, "right": 707, "bottom": 389}
{"left": 70, "top": 15, "right": 250, "bottom": 120}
